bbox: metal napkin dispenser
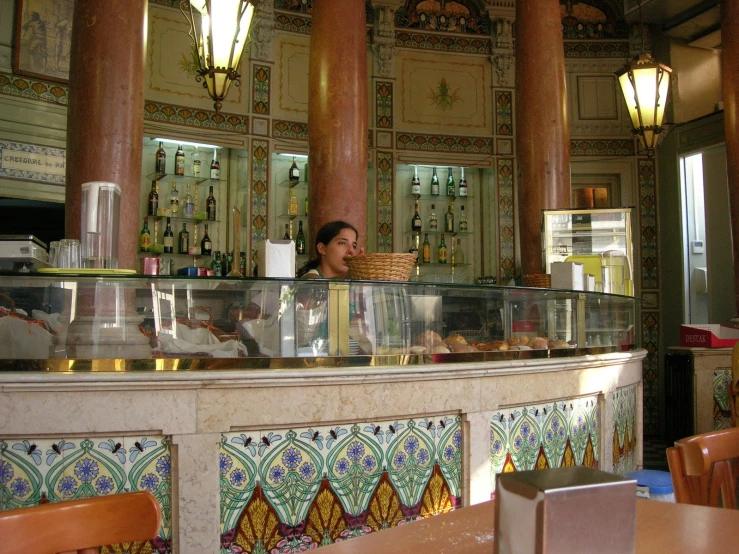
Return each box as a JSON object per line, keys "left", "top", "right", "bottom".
{"left": 495, "top": 467, "right": 636, "bottom": 554}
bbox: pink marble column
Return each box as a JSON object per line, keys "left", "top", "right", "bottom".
{"left": 307, "top": 0, "right": 368, "bottom": 252}
{"left": 721, "top": 1, "right": 739, "bottom": 316}
{"left": 65, "top": 0, "right": 147, "bottom": 270}
{"left": 515, "top": 0, "right": 572, "bottom": 277}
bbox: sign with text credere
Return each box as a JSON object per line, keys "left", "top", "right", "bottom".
{"left": 0, "top": 140, "right": 66, "bottom": 185}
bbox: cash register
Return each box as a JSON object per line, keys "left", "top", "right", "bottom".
{"left": 0, "top": 235, "right": 49, "bottom": 272}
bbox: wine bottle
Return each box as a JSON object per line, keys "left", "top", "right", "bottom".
{"left": 163, "top": 217, "right": 174, "bottom": 253}
{"left": 225, "top": 251, "right": 234, "bottom": 274}
{"left": 422, "top": 233, "right": 431, "bottom": 264}
{"left": 175, "top": 145, "right": 185, "bottom": 176}
{"left": 429, "top": 204, "right": 438, "bottom": 230}
{"left": 184, "top": 183, "right": 194, "bottom": 218}
{"left": 446, "top": 167, "right": 455, "bottom": 197}
{"left": 296, "top": 220, "right": 306, "bottom": 255}
{"left": 459, "top": 205, "right": 468, "bottom": 231}
{"left": 192, "top": 147, "right": 201, "bottom": 177}
{"left": 459, "top": 167, "right": 468, "bottom": 197}
{"left": 210, "top": 150, "right": 220, "bottom": 179}
{"left": 288, "top": 189, "right": 298, "bottom": 216}
{"left": 409, "top": 235, "right": 419, "bottom": 264}
{"left": 201, "top": 223, "right": 212, "bottom": 255}
{"left": 411, "top": 165, "right": 421, "bottom": 195}
{"left": 283, "top": 223, "right": 290, "bottom": 240}
{"left": 412, "top": 198, "right": 422, "bottom": 232}
{"left": 445, "top": 203, "right": 454, "bottom": 233}
{"left": 169, "top": 182, "right": 179, "bottom": 215}
{"left": 148, "top": 180, "right": 159, "bottom": 216}
{"left": 239, "top": 252, "right": 247, "bottom": 276}
{"left": 438, "top": 233, "right": 447, "bottom": 264}
{"left": 289, "top": 157, "right": 300, "bottom": 184}
{"left": 140, "top": 217, "right": 151, "bottom": 252}
{"left": 155, "top": 141, "right": 166, "bottom": 176}
{"left": 179, "top": 223, "right": 189, "bottom": 254}
{"left": 454, "top": 238, "right": 465, "bottom": 265}
{"left": 430, "top": 167, "right": 440, "bottom": 196}
{"left": 207, "top": 186, "right": 217, "bottom": 221}
{"left": 213, "top": 251, "right": 222, "bottom": 276}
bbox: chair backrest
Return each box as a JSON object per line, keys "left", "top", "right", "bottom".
{"left": 667, "top": 427, "right": 739, "bottom": 508}
{"left": 0, "top": 491, "right": 162, "bottom": 554}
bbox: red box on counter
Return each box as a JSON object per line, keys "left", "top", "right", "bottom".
{"left": 680, "top": 324, "right": 739, "bottom": 348}
{"left": 142, "top": 257, "right": 159, "bottom": 275}
{"left": 197, "top": 267, "right": 207, "bottom": 277}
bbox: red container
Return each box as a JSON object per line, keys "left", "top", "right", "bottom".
{"left": 680, "top": 324, "right": 739, "bottom": 348}
{"left": 197, "top": 267, "right": 207, "bottom": 277}
{"left": 142, "top": 257, "right": 159, "bottom": 275}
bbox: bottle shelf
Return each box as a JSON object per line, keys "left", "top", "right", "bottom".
{"left": 405, "top": 230, "right": 471, "bottom": 237}
{"left": 146, "top": 215, "right": 219, "bottom": 224}
{"left": 414, "top": 262, "right": 470, "bottom": 267}
{"left": 277, "top": 213, "right": 308, "bottom": 220}
{"left": 138, "top": 251, "right": 207, "bottom": 258}
{"left": 406, "top": 193, "right": 472, "bottom": 200}
{"left": 277, "top": 179, "right": 308, "bottom": 189}
{"left": 148, "top": 172, "right": 227, "bottom": 184}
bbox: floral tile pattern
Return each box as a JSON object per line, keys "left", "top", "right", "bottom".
{"left": 144, "top": 102, "right": 249, "bottom": 132}
{"left": 220, "top": 415, "right": 462, "bottom": 552}
{"left": 395, "top": 134, "right": 492, "bottom": 153}
{"left": 713, "top": 370, "right": 733, "bottom": 430}
{"left": 563, "top": 41, "right": 630, "bottom": 58}
{"left": 495, "top": 92, "right": 512, "bottom": 136}
{"left": 490, "top": 396, "right": 599, "bottom": 494}
{"left": 0, "top": 72, "right": 68, "bottom": 105}
{"left": 639, "top": 159, "right": 658, "bottom": 290}
{"left": 642, "top": 312, "right": 659, "bottom": 436}
{"left": 394, "top": 32, "right": 492, "bottom": 54}
{"left": 273, "top": 120, "right": 309, "bottom": 141}
{"left": 0, "top": 435, "right": 172, "bottom": 553}
{"left": 253, "top": 65, "right": 271, "bottom": 115}
{"left": 612, "top": 384, "right": 638, "bottom": 475}
{"left": 497, "top": 158, "right": 515, "bottom": 284}
{"left": 376, "top": 152, "right": 394, "bottom": 253}
{"left": 251, "top": 140, "right": 269, "bottom": 270}
{"left": 376, "top": 82, "right": 393, "bottom": 129}
{"left": 570, "top": 139, "right": 634, "bottom": 157}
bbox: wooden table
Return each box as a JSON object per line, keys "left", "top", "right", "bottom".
{"left": 320, "top": 500, "right": 739, "bottom": 554}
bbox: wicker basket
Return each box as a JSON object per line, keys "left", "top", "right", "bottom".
{"left": 523, "top": 273, "right": 551, "bottom": 288}
{"left": 345, "top": 253, "right": 416, "bottom": 281}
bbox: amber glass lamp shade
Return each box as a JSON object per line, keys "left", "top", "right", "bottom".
{"left": 181, "top": 0, "right": 256, "bottom": 112}
{"left": 616, "top": 53, "right": 672, "bottom": 154}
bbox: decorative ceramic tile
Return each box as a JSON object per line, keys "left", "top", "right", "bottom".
{"left": 144, "top": 101, "right": 249, "bottom": 132}
{"left": 563, "top": 41, "right": 630, "bottom": 58}
{"left": 641, "top": 312, "right": 659, "bottom": 436}
{"left": 496, "top": 138, "right": 513, "bottom": 156}
{"left": 639, "top": 159, "right": 658, "bottom": 289}
{"left": 612, "top": 385, "right": 638, "bottom": 475}
{"left": 495, "top": 91, "right": 512, "bottom": 136}
{"left": 497, "top": 158, "right": 515, "bottom": 284}
{"left": 395, "top": 133, "right": 492, "bottom": 153}
{"left": 376, "top": 82, "right": 393, "bottom": 129}
{"left": 0, "top": 72, "right": 68, "bottom": 105}
{"left": 273, "top": 120, "right": 309, "bottom": 141}
{"left": 252, "top": 117, "right": 270, "bottom": 136}
{"left": 490, "top": 396, "right": 600, "bottom": 495}
{"left": 0, "top": 435, "right": 172, "bottom": 553}
{"left": 221, "top": 415, "right": 461, "bottom": 552}
{"left": 251, "top": 140, "right": 269, "bottom": 270}
{"left": 394, "top": 31, "right": 492, "bottom": 54}
{"left": 376, "top": 152, "right": 393, "bottom": 253}
{"left": 0, "top": 140, "right": 66, "bottom": 185}
{"left": 713, "top": 370, "right": 733, "bottom": 430}
{"left": 570, "top": 139, "right": 634, "bottom": 157}
{"left": 253, "top": 65, "right": 271, "bottom": 115}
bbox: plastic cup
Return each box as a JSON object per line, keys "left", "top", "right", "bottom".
{"left": 81, "top": 182, "right": 120, "bottom": 269}
{"left": 48, "top": 241, "right": 60, "bottom": 268}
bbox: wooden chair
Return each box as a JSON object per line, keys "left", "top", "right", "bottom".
{"left": 667, "top": 427, "right": 739, "bottom": 508}
{"left": 0, "top": 491, "right": 162, "bottom": 554}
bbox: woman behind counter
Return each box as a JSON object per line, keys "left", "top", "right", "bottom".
{"left": 297, "top": 220, "right": 363, "bottom": 279}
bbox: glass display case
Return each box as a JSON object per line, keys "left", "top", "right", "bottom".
{"left": 542, "top": 208, "right": 634, "bottom": 295}
{"left": 0, "top": 274, "right": 637, "bottom": 370}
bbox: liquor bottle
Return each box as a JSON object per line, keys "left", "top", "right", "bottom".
{"left": 213, "top": 251, "right": 222, "bottom": 276}
{"left": 411, "top": 165, "right": 421, "bottom": 195}
{"left": 163, "top": 217, "right": 174, "bottom": 253}
{"left": 296, "top": 220, "right": 306, "bottom": 255}
{"left": 239, "top": 252, "right": 247, "bottom": 276}
{"left": 140, "top": 217, "right": 151, "bottom": 252}
{"left": 438, "top": 233, "right": 447, "bottom": 264}
{"left": 148, "top": 180, "right": 159, "bottom": 216}
{"left": 458, "top": 167, "right": 468, "bottom": 197}
{"left": 192, "top": 147, "right": 201, "bottom": 177}
{"left": 429, "top": 204, "right": 438, "bottom": 230}
{"left": 454, "top": 238, "right": 465, "bottom": 265}
{"left": 179, "top": 223, "right": 189, "bottom": 254}
{"left": 175, "top": 145, "right": 185, "bottom": 176}
{"left": 201, "top": 223, "right": 212, "bottom": 255}
{"left": 409, "top": 235, "right": 419, "bottom": 264}
{"left": 184, "top": 183, "right": 194, "bottom": 218}
{"left": 430, "top": 167, "right": 440, "bottom": 196}
{"left": 412, "top": 199, "right": 422, "bottom": 232}
{"left": 207, "top": 186, "right": 217, "bottom": 221}
{"left": 210, "top": 150, "right": 220, "bottom": 179}
{"left": 155, "top": 141, "right": 166, "bottom": 175}
{"left": 225, "top": 251, "right": 234, "bottom": 274}
{"left": 459, "top": 205, "right": 468, "bottom": 231}
{"left": 422, "top": 233, "right": 431, "bottom": 264}
{"left": 446, "top": 167, "right": 455, "bottom": 197}
{"left": 445, "top": 203, "right": 454, "bottom": 233}
{"left": 288, "top": 189, "right": 298, "bottom": 216}
{"left": 289, "top": 157, "right": 300, "bottom": 184}
{"left": 283, "top": 223, "right": 290, "bottom": 240}
{"left": 169, "top": 182, "right": 179, "bottom": 215}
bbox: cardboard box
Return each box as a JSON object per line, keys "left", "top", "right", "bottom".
{"left": 680, "top": 324, "right": 739, "bottom": 348}
{"left": 257, "top": 240, "right": 295, "bottom": 278}
{"left": 551, "top": 261, "right": 584, "bottom": 290}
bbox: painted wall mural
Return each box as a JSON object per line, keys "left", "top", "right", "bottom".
{"left": 220, "top": 416, "right": 462, "bottom": 553}
{"left": 395, "top": 0, "right": 492, "bottom": 35}
{"left": 490, "top": 395, "right": 600, "bottom": 494}
{"left": 713, "top": 369, "right": 733, "bottom": 430}
{"left": 612, "top": 384, "right": 638, "bottom": 475}
{"left": 251, "top": 140, "right": 269, "bottom": 270}
{"left": 0, "top": 435, "right": 172, "bottom": 553}
{"left": 377, "top": 151, "right": 394, "bottom": 253}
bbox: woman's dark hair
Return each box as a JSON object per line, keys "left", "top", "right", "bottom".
{"left": 297, "top": 220, "right": 358, "bottom": 277}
